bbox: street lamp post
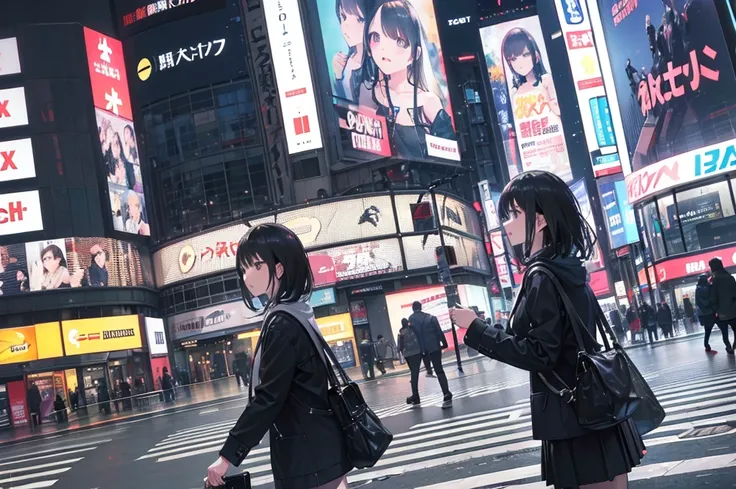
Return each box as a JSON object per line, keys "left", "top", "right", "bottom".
{"left": 418, "top": 171, "right": 469, "bottom": 374}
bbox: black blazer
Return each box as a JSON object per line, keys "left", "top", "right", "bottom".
{"left": 465, "top": 258, "right": 600, "bottom": 441}
{"left": 219, "top": 312, "right": 352, "bottom": 489}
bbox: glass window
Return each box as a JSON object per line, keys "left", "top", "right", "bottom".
{"left": 639, "top": 202, "right": 666, "bottom": 260}
{"left": 202, "top": 163, "right": 230, "bottom": 225}
{"left": 226, "top": 159, "right": 254, "bottom": 218}
{"left": 656, "top": 195, "right": 685, "bottom": 255}
{"left": 677, "top": 181, "right": 736, "bottom": 252}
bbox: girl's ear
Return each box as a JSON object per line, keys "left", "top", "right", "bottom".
{"left": 414, "top": 45, "right": 422, "bottom": 61}
{"left": 275, "top": 262, "right": 285, "bottom": 279}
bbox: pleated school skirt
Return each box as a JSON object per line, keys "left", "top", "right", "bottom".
{"left": 541, "top": 418, "right": 646, "bottom": 488}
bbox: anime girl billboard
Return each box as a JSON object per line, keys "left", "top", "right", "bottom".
{"left": 480, "top": 16, "right": 573, "bottom": 182}
{"left": 315, "top": 0, "right": 460, "bottom": 166}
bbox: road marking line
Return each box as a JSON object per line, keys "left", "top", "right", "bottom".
{"left": 0, "top": 467, "right": 71, "bottom": 485}
{"left": 2, "top": 441, "right": 109, "bottom": 462}
{"left": 0, "top": 448, "right": 96, "bottom": 467}
{"left": 0, "top": 458, "right": 83, "bottom": 476}
{"left": 7, "top": 480, "right": 59, "bottom": 489}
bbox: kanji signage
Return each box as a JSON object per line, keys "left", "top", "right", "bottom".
{"left": 0, "top": 138, "right": 35, "bottom": 182}
{"left": 137, "top": 38, "right": 226, "bottom": 81}
{"left": 122, "top": 0, "right": 199, "bottom": 28}
{"left": 0, "top": 87, "right": 28, "bottom": 129}
{"left": 264, "top": 0, "right": 323, "bottom": 154}
{"left": 83, "top": 28, "right": 132, "bottom": 120}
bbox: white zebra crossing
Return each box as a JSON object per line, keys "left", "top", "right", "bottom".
{"left": 0, "top": 438, "right": 111, "bottom": 489}
{"left": 136, "top": 368, "right": 736, "bottom": 487}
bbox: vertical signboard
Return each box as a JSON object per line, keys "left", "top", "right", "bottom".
{"left": 84, "top": 27, "right": 150, "bottom": 236}
{"left": 264, "top": 0, "right": 323, "bottom": 154}
{"left": 0, "top": 87, "right": 28, "bottom": 129}
{"left": 554, "top": 0, "right": 621, "bottom": 177}
{"left": 480, "top": 16, "right": 573, "bottom": 182}
{"left": 571, "top": 179, "right": 604, "bottom": 271}
{"left": 0, "top": 139, "right": 36, "bottom": 182}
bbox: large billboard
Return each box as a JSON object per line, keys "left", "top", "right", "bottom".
{"left": 62, "top": 316, "right": 143, "bottom": 355}
{"left": 554, "top": 0, "right": 621, "bottom": 177}
{"left": 123, "top": 7, "right": 247, "bottom": 106}
{"left": 598, "top": 179, "right": 640, "bottom": 249}
{"left": 0, "top": 323, "right": 63, "bottom": 366}
{"left": 314, "top": 0, "right": 460, "bottom": 166}
{"left": 597, "top": 0, "right": 736, "bottom": 192}
{"left": 84, "top": 28, "right": 150, "bottom": 237}
{"left": 480, "top": 16, "right": 573, "bottom": 181}
{"left": 168, "top": 300, "right": 261, "bottom": 341}
{"left": 265, "top": 0, "right": 323, "bottom": 154}
{"left": 0, "top": 237, "right": 153, "bottom": 296}
{"left": 115, "top": 0, "right": 226, "bottom": 37}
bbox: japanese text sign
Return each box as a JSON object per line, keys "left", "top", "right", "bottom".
{"left": 0, "top": 190, "right": 43, "bottom": 236}
{"left": 83, "top": 28, "right": 132, "bottom": 120}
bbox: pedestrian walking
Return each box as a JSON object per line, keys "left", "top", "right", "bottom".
{"left": 206, "top": 224, "right": 352, "bottom": 489}
{"left": 53, "top": 395, "right": 67, "bottom": 423}
{"left": 374, "top": 335, "right": 388, "bottom": 375}
{"left": 161, "top": 367, "right": 174, "bottom": 402}
{"left": 397, "top": 318, "right": 422, "bottom": 405}
{"left": 27, "top": 382, "right": 42, "bottom": 427}
{"left": 640, "top": 302, "right": 658, "bottom": 343}
{"left": 452, "top": 171, "right": 644, "bottom": 489}
{"left": 409, "top": 301, "right": 453, "bottom": 408}
{"left": 656, "top": 303, "right": 673, "bottom": 339}
{"left": 233, "top": 360, "right": 243, "bottom": 388}
{"left": 359, "top": 331, "right": 375, "bottom": 380}
{"left": 709, "top": 258, "right": 736, "bottom": 356}
{"left": 696, "top": 273, "right": 730, "bottom": 353}
{"left": 609, "top": 308, "right": 626, "bottom": 344}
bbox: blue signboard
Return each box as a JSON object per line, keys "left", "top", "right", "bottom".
{"left": 598, "top": 180, "right": 640, "bottom": 249}
{"left": 559, "top": 0, "right": 584, "bottom": 25}
{"left": 309, "top": 287, "right": 337, "bottom": 308}
{"left": 614, "top": 180, "right": 640, "bottom": 246}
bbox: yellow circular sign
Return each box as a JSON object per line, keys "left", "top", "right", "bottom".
{"left": 178, "top": 244, "right": 196, "bottom": 275}
{"left": 137, "top": 58, "right": 152, "bottom": 81}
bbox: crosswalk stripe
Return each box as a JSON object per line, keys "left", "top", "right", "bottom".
{"left": 656, "top": 380, "right": 736, "bottom": 401}
{"left": 0, "top": 458, "right": 83, "bottom": 477}
{"left": 7, "top": 480, "right": 59, "bottom": 489}
{"left": 1, "top": 440, "right": 111, "bottom": 462}
{"left": 0, "top": 468, "right": 72, "bottom": 486}
{"left": 0, "top": 448, "right": 96, "bottom": 467}
{"left": 399, "top": 410, "right": 530, "bottom": 439}
{"left": 410, "top": 403, "right": 531, "bottom": 430}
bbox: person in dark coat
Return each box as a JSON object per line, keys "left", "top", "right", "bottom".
{"left": 409, "top": 301, "right": 452, "bottom": 406}
{"left": 161, "top": 367, "right": 174, "bottom": 402}
{"left": 53, "top": 395, "right": 67, "bottom": 423}
{"left": 451, "top": 172, "right": 644, "bottom": 489}
{"left": 640, "top": 302, "right": 658, "bottom": 343}
{"left": 28, "top": 382, "right": 42, "bottom": 426}
{"left": 207, "top": 223, "right": 352, "bottom": 489}
{"left": 608, "top": 309, "right": 626, "bottom": 343}
{"left": 397, "top": 317, "right": 422, "bottom": 404}
{"left": 87, "top": 245, "right": 109, "bottom": 287}
{"left": 709, "top": 258, "right": 736, "bottom": 355}
{"left": 657, "top": 303, "right": 673, "bottom": 338}
{"left": 696, "top": 273, "right": 731, "bottom": 353}
{"left": 683, "top": 296, "right": 694, "bottom": 321}
{"left": 358, "top": 331, "right": 375, "bottom": 380}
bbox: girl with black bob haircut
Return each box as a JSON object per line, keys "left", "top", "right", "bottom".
{"left": 451, "top": 172, "right": 645, "bottom": 489}
{"left": 207, "top": 223, "right": 352, "bottom": 489}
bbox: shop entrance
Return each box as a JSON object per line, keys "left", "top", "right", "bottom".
{"left": 184, "top": 337, "right": 233, "bottom": 383}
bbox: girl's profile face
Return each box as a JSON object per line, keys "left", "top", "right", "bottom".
{"left": 368, "top": 7, "right": 414, "bottom": 76}
{"left": 502, "top": 202, "right": 528, "bottom": 247}
{"left": 43, "top": 251, "right": 60, "bottom": 273}
{"left": 339, "top": 4, "right": 365, "bottom": 47}
{"left": 241, "top": 254, "right": 272, "bottom": 298}
{"left": 508, "top": 45, "right": 534, "bottom": 78}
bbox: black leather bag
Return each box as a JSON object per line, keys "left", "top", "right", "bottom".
{"left": 530, "top": 265, "right": 643, "bottom": 431}
{"left": 204, "top": 473, "right": 251, "bottom": 489}
{"left": 301, "top": 320, "right": 393, "bottom": 469}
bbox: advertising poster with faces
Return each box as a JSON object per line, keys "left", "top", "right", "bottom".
{"left": 0, "top": 238, "right": 153, "bottom": 296}
{"left": 480, "top": 16, "right": 573, "bottom": 182}
{"left": 96, "top": 108, "right": 150, "bottom": 236}
{"left": 315, "top": 0, "right": 460, "bottom": 166}
{"left": 597, "top": 0, "right": 736, "bottom": 173}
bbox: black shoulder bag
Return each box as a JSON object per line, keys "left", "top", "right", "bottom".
{"left": 529, "top": 264, "right": 663, "bottom": 432}
{"left": 286, "top": 311, "right": 393, "bottom": 469}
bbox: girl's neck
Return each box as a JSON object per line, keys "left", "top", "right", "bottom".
{"left": 386, "top": 67, "right": 409, "bottom": 92}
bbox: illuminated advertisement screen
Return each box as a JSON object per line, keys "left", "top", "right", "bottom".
{"left": 0, "top": 323, "right": 63, "bottom": 366}
{"left": 0, "top": 139, "right": 36, "bottom": 183}
{"left": 480, "top": 16, "right": 573, "bottom": 181}
{"left": 264, "top": 0, "right": 323, "bottom": 154}
{"left": 597, "top": 0, "right": 736, "bottom": 198}
{"left": 314, "top": 0, "right": 460, "bottom": 166}
{"left": 0, "top": 190, "right": 43, "bottom": 237}
{"left": 0, "top": 87, "right": 28, "bottom": 129}
{"left": 84, "top": 28, "right": 150, "bottom": 237}
{"left": 123, "top": 7, "right": 246, "bottom": 106}
{"left": 308, "top": 238, "right": 403, "bottom": 282}
{"left": 0, "top": 38, "right": 21, "bottom": 76}
{"left": 96, "top": 109, "right": 150, "bottom": 236}
{"left": 115, "top": 0, "right": 226, "bottom": 37}
{"left": 571, "top": 180, "right": 605, "bottom": 272}
{"left": 554, "top": 0, "right": 621, "bottom": 177}
{"left": 168, "top": 300, "right": 261, "bottom": 341}
{"left": 598, "top": 179, "right": 640, "bottom": 249}
{"left": 0, "top": 237, "right": 153, "bottom": 296}
{"left": 62, "top": 316, "right": 143, "bottom": 355}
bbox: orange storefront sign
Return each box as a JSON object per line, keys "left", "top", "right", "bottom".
{"left": 0, "top": 322, "right": 63, "bottom": 365}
